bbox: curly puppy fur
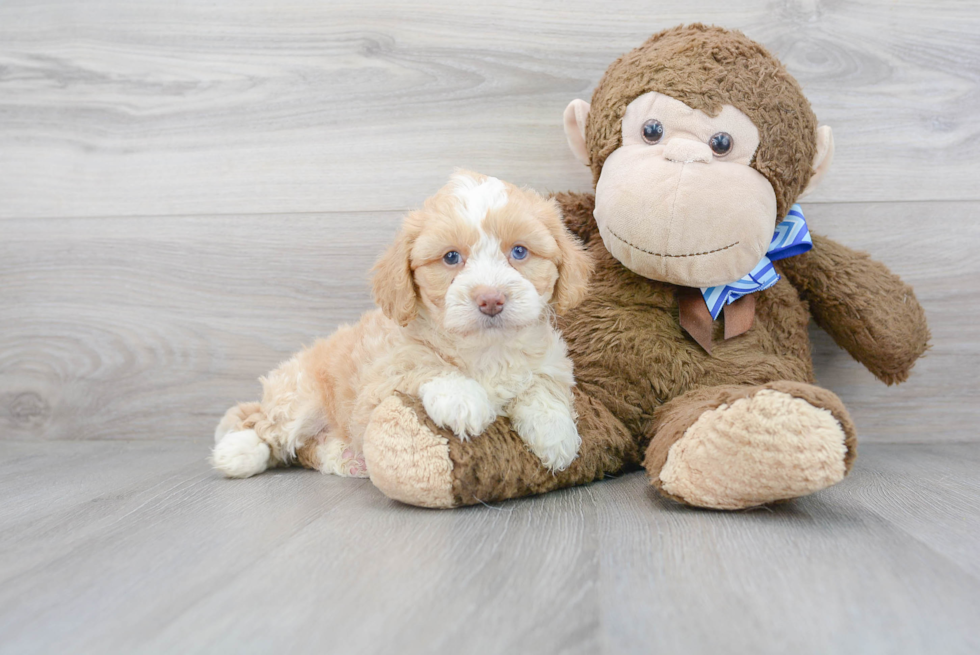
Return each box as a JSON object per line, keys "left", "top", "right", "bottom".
{"left": 212, "top": 171, "right": 593, "bottom": 479}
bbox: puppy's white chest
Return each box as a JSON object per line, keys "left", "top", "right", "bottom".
{"left": 477, "top": 367, "right": 534, "bottom": 410}
{"left": 462, "top": 345, "right": 545, "bottom": 409}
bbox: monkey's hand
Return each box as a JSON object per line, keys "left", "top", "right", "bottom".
{"left": 776, "top": 233, "right": 930, "bottom": 385}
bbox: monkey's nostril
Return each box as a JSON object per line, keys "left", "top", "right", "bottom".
{"left": 477, "top": 292, "right": 506, "bottom": 317}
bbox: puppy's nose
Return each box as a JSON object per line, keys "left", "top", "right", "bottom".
{"left": 474, "top": 288, "right": 506, "bottom": 316}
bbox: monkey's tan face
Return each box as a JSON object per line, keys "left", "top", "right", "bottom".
{"left": 593, "top": 92, "right": 777, "bottom": 287}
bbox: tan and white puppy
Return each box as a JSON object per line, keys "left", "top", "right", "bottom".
{"left": 211, "top": 171, "right": 593, "bottom": 479}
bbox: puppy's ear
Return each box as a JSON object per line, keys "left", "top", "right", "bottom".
{"left": 546, "top": 201, "right": 593, "bottom": 314}
{"left": 372, "top": 219, "right": 419, "bottom": 326}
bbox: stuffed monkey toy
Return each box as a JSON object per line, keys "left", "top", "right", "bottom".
{"left": 259, "top": 25, "right": 932, "bottom": 510}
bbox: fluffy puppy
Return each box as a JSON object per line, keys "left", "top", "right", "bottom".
{"left": 211, "top": 171, "right": 593, "bottom": 479}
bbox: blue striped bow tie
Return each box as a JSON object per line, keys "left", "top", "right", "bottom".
{"left": 700, "top": 204, "right": 813, "bottom": 319}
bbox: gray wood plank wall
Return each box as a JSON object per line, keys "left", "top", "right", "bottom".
{"left": 2, "top": 0, "right": 978, "bottom": 443}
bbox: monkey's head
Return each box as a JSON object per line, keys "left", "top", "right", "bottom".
{"left": 564, "top": 24, "right": 834, "bottom": 287}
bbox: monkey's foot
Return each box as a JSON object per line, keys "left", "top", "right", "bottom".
{"left": 362, "top": 395, "right": 456, "bottom": 508}
{"left": 645, "top": 382, "right": 856, "bottom": 510}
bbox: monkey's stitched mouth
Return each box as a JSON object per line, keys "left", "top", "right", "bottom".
{"left": 605, "top": 225, "right": 739, "bottom": 258}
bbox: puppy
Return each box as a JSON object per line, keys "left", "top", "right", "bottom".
{"left": 211, "top": 170, "right": 593, "bottom": 479}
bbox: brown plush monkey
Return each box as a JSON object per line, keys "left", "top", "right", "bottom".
{"left": 247, "top": 25, "right": 932, "bottom": 510}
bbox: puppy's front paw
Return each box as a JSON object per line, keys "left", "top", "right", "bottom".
{"left": 514, "top": 410, "right": 581, "bottom": 472}
{"left": 420, "top": 375, "right": 496, "bottom": 439}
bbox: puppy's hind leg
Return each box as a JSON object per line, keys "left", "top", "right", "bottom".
{"left": 211, "top": 402, "right": 273, "bottom": 478}
{"left": 214, "top": 401, "right": 262, "bottom": 444}
{"left": 212, "top": 351, "right": 324, "bottom": 479}
{"left": 215, "top": 401, "right": 333, "bottom": 480}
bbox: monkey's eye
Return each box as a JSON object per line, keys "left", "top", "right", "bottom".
{"left": 510, "top": 245, "right": 528, "bottom": 260}
{"left": 443, "top": 250, "right": 462, "bottom": 266}
{"left": 641, "top": 119, "right": 664, "bottom": 144}
{"left": 709, "top": 132, "right": 733, "bottom": 156}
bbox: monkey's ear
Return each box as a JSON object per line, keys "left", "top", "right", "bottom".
{"left": 799, "top": 125, "right": 835, "bottom": 199}
{"left": 563, "top": 99, "right": 591, "bottom": 166}
{"left": 371, "top": 224, "right": 418, "bottom": 326}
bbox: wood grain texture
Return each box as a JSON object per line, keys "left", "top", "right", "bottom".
{"left": 0, "top": 0, "right": 978, "bottom": 219}
{"left": 0, "top": 211, "right": 398, "bottom": 441}
{"left": 0, "top": 441, "right": 977, "bottom": 654}
{"left": 596, "top": 444, "right": 980, "bottom": 655}
{"left": 1, "top": 201, "right": 975, "bottom": 443}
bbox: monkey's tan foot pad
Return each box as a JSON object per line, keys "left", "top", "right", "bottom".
{"left": 655, "top": 389, "right": 848, "bottom": 510}
{"left": 362, "top": 394, "right": 457, "bottom": 508}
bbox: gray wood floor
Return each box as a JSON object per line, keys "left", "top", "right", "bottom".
{"left": 2, "top": 1, "right": 979, "bottom": 653}
{"left": 1, "top": 441, "right": 978, "bottom": 655}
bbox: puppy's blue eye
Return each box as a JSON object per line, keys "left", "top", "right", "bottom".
{"left": 443, "top": 250, "right": 462, "bottom": 266}
{"left": 510, "top": 245, "right": 528, "bottom": 260}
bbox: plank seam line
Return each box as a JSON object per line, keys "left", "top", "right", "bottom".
{"left": 0, "top": 198, "right": 975, "bottom": 223}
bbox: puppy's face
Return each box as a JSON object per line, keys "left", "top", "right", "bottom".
{"left": 373, "top": 171, "right": 592, "bottom": 334}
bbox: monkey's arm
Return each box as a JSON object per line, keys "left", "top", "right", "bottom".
{"left": 777, "top": 233, "right": 930, "bottom": 385}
